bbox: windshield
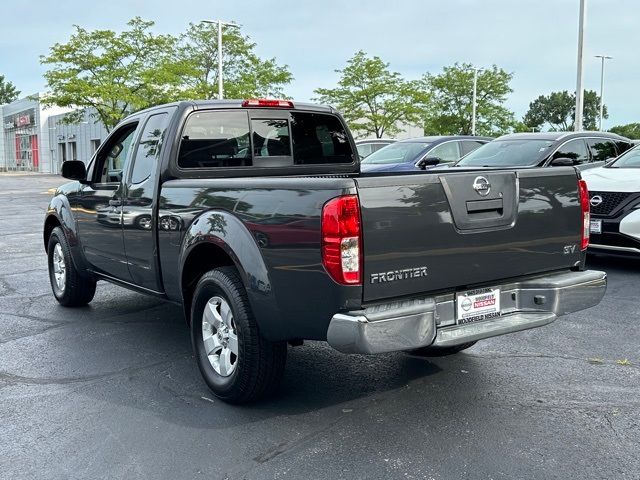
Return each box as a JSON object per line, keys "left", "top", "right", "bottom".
{"left": 361, "top": 142, "right": 431, "bottom": 165}
{"left": 608, "top": 145, "right": 640, "bottom": 168}
{"left": 456, "top": 139, "right": 554, "bottom": 167}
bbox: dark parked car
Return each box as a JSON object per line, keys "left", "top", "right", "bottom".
{"left": 355, "top": 138, "right": 396, "bottom": 158}
{"left": 455, "top": 132, "right": 633, "bottom": 169}
{"left": 44, "top": 99, "right": 605, "bottom": 403}
{"left": 360, "top": 136, "right": 491, "bottom": 172}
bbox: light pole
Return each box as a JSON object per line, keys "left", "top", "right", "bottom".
{"left": 595, "top": 55, "right": 612, "bottom": 131}
{"left": 574, "top": 0, "right": 587, "bottom": 131}
{"left": 471, "top": 67, "right": 482, "bottom": 136}
{"left": 201, "top": 20, "right": 240, "bottom": 100}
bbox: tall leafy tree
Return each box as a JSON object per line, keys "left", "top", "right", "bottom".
{"left": 177, "top": 22, "right": 292, "bottom": 100}
{"left": 609, "top": 123, "right": 640, "bottom": 139}
{"left": 523, "top": 90, "right": 606, "bottom": 131}
{"left": 313, "top": 51, "right": 428, "bottom": 138}
{"left": 422, "top": 63, "right": 514, "bottom": 136}
{"left": 40, "top": 18, "right": 188, "bottom": 131}
{"left": 0, "top": 75, "right": 20, "bottom": 104}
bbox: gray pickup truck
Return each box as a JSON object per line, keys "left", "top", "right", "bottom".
{"left": 44, "top": 99, "right": 606, "bottom": 403}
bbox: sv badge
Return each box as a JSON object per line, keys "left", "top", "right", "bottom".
{"left": 563, "top": 245, "right": 577, "bottom": 255}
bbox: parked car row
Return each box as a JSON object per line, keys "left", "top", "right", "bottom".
{"left": 360, "top": 136, "right": 491, "bottom": 172}
{"left": 356, "top": 130, "right": 638, "bottom": 257}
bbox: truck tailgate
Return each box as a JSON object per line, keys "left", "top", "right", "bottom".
{"left": 357, "top": 168, "right": 583, "bottom": 303}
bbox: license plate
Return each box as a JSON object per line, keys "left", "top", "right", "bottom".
{"left": 590, "top": 219, "right": 602, "bottom": 234}
{"left": 456, "top": 288, "right": 501, "bottom": 324}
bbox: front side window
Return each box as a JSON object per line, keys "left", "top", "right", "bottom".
{"left": 130, "top": 113, "right": 169, "bottom": 184}
{"left": 553, "top": 139, "right": 589, "bottom": 164}
{"left": 178, "top": 111, "right": 251, "bottom": 169}
{"left": 428, "top": 141, "right": 460, "bottom": 162}
{"left": 97, "top": 124, "right": 138, "bottom": 183}
{"left": 362, "top": 142, "right": 431, "bottom": 165}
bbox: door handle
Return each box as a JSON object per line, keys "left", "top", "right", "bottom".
{"left": 108, "top": 199, "right": 122, "bottom": 207}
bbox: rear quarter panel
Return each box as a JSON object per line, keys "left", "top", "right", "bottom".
{"left": 158, "top": 176, "right": 361, "bottom": 341}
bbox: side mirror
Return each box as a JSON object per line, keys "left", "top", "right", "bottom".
{"left": 61, "top": 160, "right": 88, "bottom": 182}
{"left": 550, "top": 157, "right": 575, "bottom": 167}
{"left": 415, "top": 157, "right": 442, "bottom": 170}
{"left": 604, "top": 157, "right": 616, "bottom": 166}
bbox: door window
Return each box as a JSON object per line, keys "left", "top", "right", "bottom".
{"left": 96, "top": 124, "right": 138, "bottom": 183}
{"left": 552, "top": 139, "right": 589, "bottom": 165}
{"left": 130, "top": 113, "right": 169, "bottom": 184}
{"left": 460, "top": 140, "right": 486, "bottom": 156}
{"left": 428, "top": 141, "right": 460, "bottom": 162}
{"left": 357, "top": 143, "right": 373, "bottom": 158}
{"left": 586, "top": 138, "right": 617, "bottom": 162}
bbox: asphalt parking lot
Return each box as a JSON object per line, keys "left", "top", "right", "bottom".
{"left": 0, "top": 173, "right": 638, "bottom": 480}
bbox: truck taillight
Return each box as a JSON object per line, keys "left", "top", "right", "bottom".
{"left": 579, "top": 179, "right": 590, "bottom": 250}
{"left": 321, "top": 195, "right": 362, "bottom": 285}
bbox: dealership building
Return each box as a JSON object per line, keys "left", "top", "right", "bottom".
{"left": 0, "top": 93, "right": 108, "bottom": 173}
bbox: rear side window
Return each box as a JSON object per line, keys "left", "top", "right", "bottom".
{"left": 460, "top": 140, "right": 486, "bottom": 156}
{"left": 130, "top": 113, "right": 169, "bottom": 184}
{"left": 553, "top": 139, "right": 589, "bottom": 165}
{"left": 178, "top": 111, "right": 251, "bottom": 169}
{"left": 291, "top": 112, "right": 353, "bottom": 165}
{"left": 615, "top": 140, "right": 633, "bottom": 156}
{"left": 586, "top": 139, "right": 617, "bottom": 162}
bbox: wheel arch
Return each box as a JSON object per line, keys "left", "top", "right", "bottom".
{"left": 179, "top": 210, "right": 283, "bottom": 340}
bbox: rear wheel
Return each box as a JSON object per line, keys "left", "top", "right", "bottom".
{"left": 191, "top": 266, "right": 287, "bottom": 403}
{"left": 47, "top": 227, "right": 96, "bottom": 307}
{"left": 408, "top": 341, "right": 477, "bottom": 357}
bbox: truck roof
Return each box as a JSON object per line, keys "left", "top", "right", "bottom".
{"left": 134, "top": 99, "right": 336, "bottom": 117}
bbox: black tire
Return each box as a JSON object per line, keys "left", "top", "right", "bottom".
{"left": 47, "top": 226, "right": 96, "bottom": 307}
{"left": 191, "top": 266, "right": 287, "bottom": 404}
{"left": 408, "top": 341, "right": 477, "bottom": 357}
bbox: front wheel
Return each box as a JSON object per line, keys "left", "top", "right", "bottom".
{"left": 47, "top": 226, "right": 96, "bottom": 307}
{"left": 191, "top": 267, "right": 287, "bottom": 403}
{"left": 408, "top": 341, "right": 477, "bottom": 357}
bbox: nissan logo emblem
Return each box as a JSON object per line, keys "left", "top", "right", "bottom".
{"left": 472, "top": 176, "right": 491, "bottom": 196}
{"left": 590, "top": 195, "right": 603, "bottom": 207}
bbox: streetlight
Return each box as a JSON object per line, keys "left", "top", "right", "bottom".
{"left": 201, "top": 20, "right": 240, "bottom": 100}
{"left": 574, "top": 0, "right": 587, "bottom": 131}
{"left": 595, "top": 55, "right": 612, "bottom": 131}
{"left": 471, "top": 67, "right": 483, "bottom": 136}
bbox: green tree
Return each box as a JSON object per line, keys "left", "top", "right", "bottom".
{"left": 313, "top": 51, "right": 428, "bottom": 138}
{"left": 609, "top": 123, "right": 640, "bottom": 139}
{"left": 422, "top": 63, "right": 514, "bottom": 136}
{"left": 0, "top": 74, "right": 20, "bottom": 104}
{"left": 40, "top": 17, "right": 187, "bottom": 131}
{"left": 178, "top": 22, "right": 292, "bottom": 100}
{"left": 523, "top": 90, "right": 606, "bottom": 131}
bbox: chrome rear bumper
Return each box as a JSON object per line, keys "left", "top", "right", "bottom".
{"left": 327, "top": 270, "right": 607, "bottom": 354}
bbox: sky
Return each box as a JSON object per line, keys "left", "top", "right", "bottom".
{"left": 1, "top": 0, "right": 638, "bottom": 128}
